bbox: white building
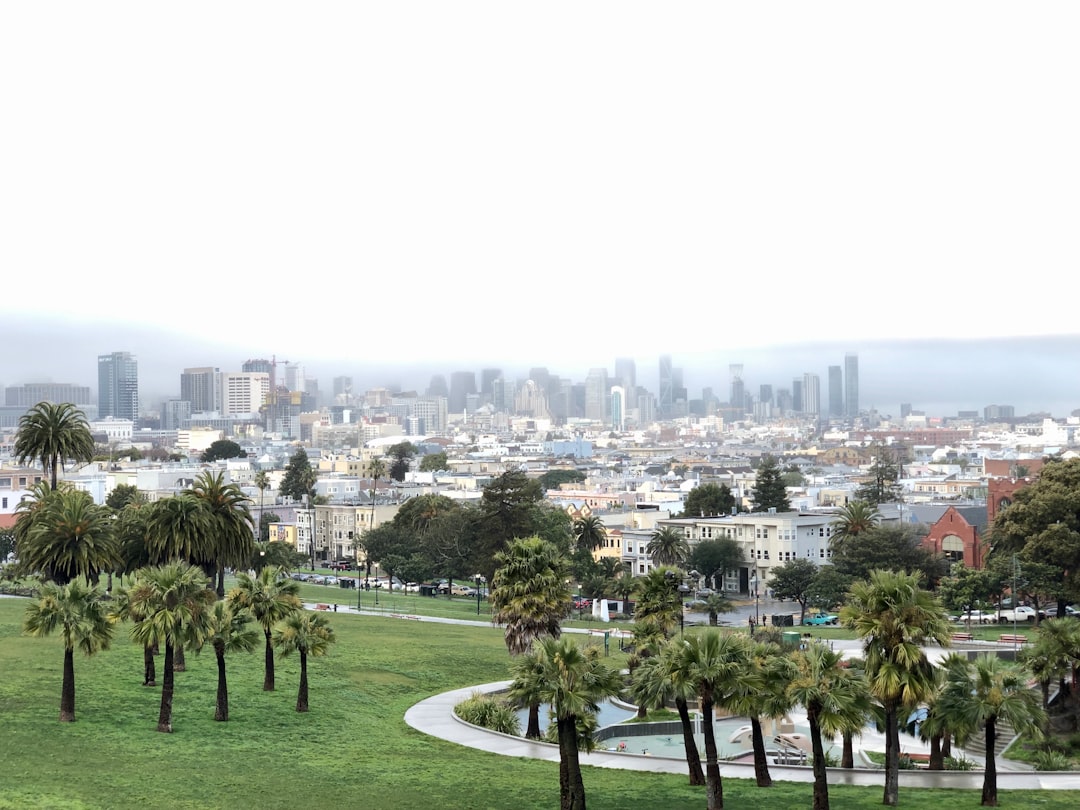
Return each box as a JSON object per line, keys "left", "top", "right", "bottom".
{"left": 221, "top": 372, "right": 270, "bottom": 416}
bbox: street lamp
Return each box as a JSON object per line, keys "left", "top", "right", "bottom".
{"left": 475, "top": 573, "right": 485, "bottom": 615}
{"left": 374, "top": 563, "right": 380, "bottom": 606}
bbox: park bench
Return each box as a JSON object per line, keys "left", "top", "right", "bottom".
{"left": 951, "top": 632, "right": 974, "bottom": 642}
{"left": 998, "top": 633, "right": 1028, "bottom": 645}
{"left": 315, "top": 604, "right": 330, "bottom": 611}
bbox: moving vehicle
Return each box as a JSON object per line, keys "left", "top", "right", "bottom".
{"left": 803, "top": 613, "right": 839, "bottom": 626}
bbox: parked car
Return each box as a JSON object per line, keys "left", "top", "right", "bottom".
{"left": 997, "top": 605, "right": 1037, "bottom": 623}
{"left": 950, "top": 610, "right": 995, "bottom": 625}
{"left": 803, "top": 613, "right": 839, "bottom": 626}
{"left": 1039, "top": 605, "right": 1080, "bottom": 619}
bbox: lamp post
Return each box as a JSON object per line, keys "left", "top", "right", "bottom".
{"left": 374, "top": 563, "right": 379, "bottom": 607}
{"left": 475, "top": 574, "right": 485, "bottom": 615}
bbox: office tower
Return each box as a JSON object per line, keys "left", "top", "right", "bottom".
{"left": 448, "top": 371, "right": 476, "bottom": 413}
{"left": 242, "top": 358, "right": 273, "bottom": 375}
{"left": 730, "top": 364, "right": 745, "bottom": 416}
{"left": 828, "top": 365, "right": 843, "bottom": 417}
{"left": 180, "top": 367, "right": 220, "bottom": 413}
{"left": 658, "top": 355, "right": 673, "bottom": 418}
{"left": 528, "top": 367, "right": 551, "bottom": 390}
{"left": 759, "top": 384, "right": 773, "bottom": 407}
{"left": 412, "top": 396, "right": 449, "bottom": 434}
{"left": 514, "top": 380, "right": 551, "bottom": 419}
{"left": 480, "top": 368, "right": 501, "bottom": 398}
{"left": 985, "top": 404, "right": 1015, "bottom": 420}
{"left": 161, "top": 398, "right": 192, "bottom": 430}
{"left": 614, "top": 357, "right": 636, "bottom": 395}
{"left": 845, "top": 353, "right": 859, "bottom": 418}
{"left": 584, "top": 368, "right": 609, "bottom": 422}
{"left": 284, "top": 362, "right": 304, "bottom": 392}
{"left": 802, "top": 373, "right": 821, "bottom": 416}
{"left": 221, "top": 372, "right": 270, "bottom": 415}
{"left": 98, "top": 351, "right": 139, "bottom": 420}
{"left": 672, "top": 366, "right": 685, "bottom": 405}
{"left": 333, "top": 376, "right": 353, "bottom": 397}
{"left": 548, "top": 377, "right": 571, "bottom": 422}
{"left": 491, "top": 376, "right": 510, "bottom": 412}
{"left": 776, "top": 388, "right": 792, "bottom": 414}
{"left": 6, "top": 383, "right": 92, "bottom": 407}
{"left": 426, "top": 375, "right": 449, "bottom": 398}
{"left": 792, "top": 378, "right": 803, "bottom": 413}
{"left": 609, "top": 386, "right": 626, "bottom": 431}
{"left": 900, "top": 403, "right": 912, "bottom": 419}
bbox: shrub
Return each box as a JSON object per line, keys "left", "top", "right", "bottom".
{"left": 897, "top": 754, "right": 918, "bottom": 770}
{"left": 1032, "top": 750, "right": 1072, "bottom": 772}
{"left": 542, "top": 710, "right": 600, "bottom": 752}
{"left": 944, "top": 756, "right": 975, "bottom": 771}
{"left": 454, "top": 692, "right": 521, "bottom": 736}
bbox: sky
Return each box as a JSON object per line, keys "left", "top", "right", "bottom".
{"left": 3, "top": 4, "right": 1079, "bottom": 415}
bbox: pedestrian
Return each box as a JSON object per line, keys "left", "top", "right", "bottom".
{"left": 748, "top": 615, "right": 756, "bottom": 636}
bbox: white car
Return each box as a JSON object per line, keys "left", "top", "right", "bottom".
{"left": 951, "top": 610, "right": 995, "bottom": 625}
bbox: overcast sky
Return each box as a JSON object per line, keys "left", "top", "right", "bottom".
{"left": 3, "top": 4, "right": 1078, "bottom": 415}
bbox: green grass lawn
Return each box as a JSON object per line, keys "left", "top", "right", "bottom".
{"left": 0, "top": 597, "right": 1075, "bottom": 810}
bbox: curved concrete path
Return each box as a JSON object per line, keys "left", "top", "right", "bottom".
{"left": 405, "top": 681, "right": 1080, "bottom": 791}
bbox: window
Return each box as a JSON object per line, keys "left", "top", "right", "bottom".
{"left": 0, "top": 478, "right": 10, "bottom": 487}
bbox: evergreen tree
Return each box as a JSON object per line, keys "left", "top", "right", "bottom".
{"left": 855, "top": 445, "right": 904, "bottom": 504}
{"left": 279, "top": 449, "right": 316, "bottom": 502}
{"left": 750, "top": 454, "right": 791, "bottom": 512}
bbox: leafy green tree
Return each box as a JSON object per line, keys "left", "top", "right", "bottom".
{"left": 418, "top": 451, "right": 448, "bottom": 472}
{"left": 680, "top": 483, "right": 737, "bottom": 518}
{"left": 939, "top": 654, "right": 1046, "bottom": 806}
{"left": 190, "top": 470, "right": 255, "bottom": 596}
{"left": 200, "top": 439, "right": 245, "bottom": 462}
{"left": 19, "top": 487, "right": 118, "bottom": 585}
{"left": 1033, "top": 618, "right": 1080, "bottom": 728}
{"left": 491, "top": 536, "right": 571, "bottom": 738}
{"left": 509, "top": 637, "right": 622, "bottom": 810}
{"left": 687, "top": 538, "right": 742, "bottom": 591}
{"left": 198, "top": 601, "right": 259, "bottom": 721}
{"left": 855, "top": 445, "right": 905, "bottom": 505}
{"left": 386, "top": 441, "right": 417, "bottom": 482}
{"left": 258, "top": 511, "right": 282, "bottom": 544}
{"left": 537, "top": 469, "right": 585, "bottom": 491}
{"left": 768, "top": 558, "right": 818, "bottom": 624}
{"left": 279, "top": 449, "right": 316, "bottom": 503}
{"left": 0, "top": 528, "right": 15, "bottom": 563}
{"left": 1019, "top": 625, "right": 1072, "bottom": 713}
{"left": 228, "top": 567, "right": 302, "bottom": 691}
{"left": 361, "top": 523, "right": 417, "bottom": 600}
{"left": 671, "top": 630, "right": 753, "bottom": 810}
{"left": 472, "top": 470, "right": 545, "bottom": 575}
{"left": 937, "top": 563, "right": 999, "bottom": 618}
{"left": 805, "top": 566, "right": 853, "bottom": 612}
{"left": 105, "top": 484, "right": 144, "bottom": 511}
{"left": 14, "top": 402, "right": 96, "bottom": 489}
{"left": 841, "top": 570, "right": 951, "bottom": 806}
{"left": 108, "top": 582, "right": 158, "bottom": 686}
{"left": 273, "top": 610, "right": 336, "bottom": 712}
{"left": 23, "top": 580, "right": 113, "bottom": 721}
{"left": 830, "top": 523, "right": 947, "bottom": 586}
{"left": 572, "top": 515, "right": 607, "bottom": 552}
{"left": 750, "top": 454, "right": 791, "bottom": 513}
{"left": 251, "top": 539, "right": 304, "bottom": 574}
{"left": 128, "top": 562, "right": 216, "bottom": 732}
{"left": 254, "top": 469, "right": 271, "bottom": 523}
{"left": 647, "top": 527, "right": 689, "bottom": 567}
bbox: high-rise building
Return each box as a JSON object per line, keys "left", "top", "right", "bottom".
{"left": 449, "top": 371, "right": 476, "bottom": 414}
{"left": 6, "top": 383, "right": 93, "bottom": 408}
{"left": 333, "top": 376, "right": 353, "bottom": 398}
{"left": 758, "top": 384, "right": 774, "bottom": 407}
{"left": 792, "top": 378, "right": 804, "bottom": 413}
{"left": 426, "top": 375, "right": 449, "bottom": 398}
{"left": 180, "top": 367, "right": 220, "bottom": 413}
{"left": 480, "top": 368, "right": 502, "bottom": 398}
{"left": 412, "top": 396, "right": 449, "bottom": 434}
{"left": 98, "top": 351, "right": 139, "bottom": 420}
{"left": 610, "top": 386, "right": 626, "bottom": 431}
{"left": 614, "top": 357, "right": 636, "bottom": 396}
{"left": 161, "top": 398, "right": 191, "bottom": 430}
{"left": 658, "top": 355, "right": 673, "bottom": 418}
{"left": 221, "top": 372, "right": 270, "bottom": 415}
{"left": 283, "top": 363, "right": 305, "bottom": 392}
{"left": 242, "top": 358, "right": 273, "bottom": 375}
{"left": 845, "top": 353, "right": 859, "bottom": 418}
{"left": 802, "top": 373, "right": 821, "bottom": 416}
{"left": 828, "top": 365, "right": 843, "bottom": 417}
{"left": 584, "top": 368, "right": 609, "bottom": 422}
{"left": 730, "top": 364, "right": 744, "bottom": 417}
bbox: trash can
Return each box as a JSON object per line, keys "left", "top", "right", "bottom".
{"left": 781, "top": 631, "right": 801, "bottom": 649}
{"left": 772, "top": 613, "right": 794, "bottom": 627}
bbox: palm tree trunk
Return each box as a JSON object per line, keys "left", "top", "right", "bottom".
{"left": 883, "top": 703, "right": 900, "bottom": 806}
{"left": 929, "top": 733, "right": 944, "bottom": 770}
{"left": 214, "top": 644, "right": 229, "bottom": 721}
{"left": 841, "top": 731, "right": 854, "bottom": 769}
{"left": 143, "top": 644, "right": 156, "bottom": 686}
{"left": 263, "top": 629, "right": 275, "bottom": 691}
{"left": 60, "top": 647, "right": 76, "bottom": 722}
{"left": 157, "top": 643, "right": 175, "bottom": 733}
{"left": 173, "top": 643, "right": 186, "bottom": 672}
{"left": 296, "top": 650, "right": 309, "bottom": 712}
{"left": 982, "top": 717, "right": 997, "bottom": 807}
{"left": 701, "top": 697, "right": 723, "bottom": 810}
{"left": 807, "top": 703, "right": 830, "bottom": 810}
{"left": 942, "top": 732, "right": 952, "bottom": 760}
{"left": 216, "top": 564, "right": 226, "bottom": 599}
{"left": 676, "top": 696, "right": 705, "bottom": 786}
{"left": 557, "top": 715, "right": 586, "bottom": 810}
{"left": 750, "top": 716, "right": 772, "bottom": 787}
{"left": 526, "top": 701, "right": 542, "bottom": 739}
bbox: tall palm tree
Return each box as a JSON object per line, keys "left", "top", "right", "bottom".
{"left": 14, "top": 402, "right": 96, "bottom": 489}
{"left": 647, "top": 526, "right": 689, "bottom": 567}
{"left": 572, "top": 515, "right": 607, "bottom": 551}
{"left": 366, "top": 457, "right": 387, "bottom": 553}
{"left": 490, "top": 536, "right": 572, "bottom": 738}
{"left": 190, "top": 470, "right": 255, "bottom": 597}
{"left": 828, "top": 500, "right": 881, "bottom": 553}
{"left": 671, "top": 630, "right": 753, "bottom": 810}
{"left": 20, "top": 487, "right": 118, "bottom": 585}
{"left": 1032, "top": 617, "right": 1080, "bottom": 729}
{"left": 199, "top": 601, "right": 259, "bottom": 721}
{"left": 146, "top": 494, "right": 214, "bottom": 566}
{"left": 273, "top": 610, "right": 336, "bottom": 712}
{"left": 919, "top": 652, "right": 972, "bottom": 770}
{"left": 509, "top": 637, "right": 622, "bottom": 810}
{"left": 938, "top": 654, "right": 1046, "bottom": 807}
{"left": 228, "top": 566, "right": 302, "bottom": 691}
{"left": 254, "top": 470, "right": 270, "bottom": 539}
{"left": 840, "top": 569, "right": 951, "bottom": 807}
{"left": 23, "top": 580, "right": 113, "bottom": 722}
{"left": 728, "top": 639, "right": 793, "bottom": 788}
{"left": 786, "top": 642, "right": 855, "bottom": 810}
{"left": 632, "top": 567, "right": 683, "bottom": 639}
{"left": 127, "top": 562, "right": 215, "bottom": 733}
{"left": 109, "top": 583, "right": 158, "bottom": 686}
{"left": 1018, "top": 629, "right": 1070, "bottom": 714}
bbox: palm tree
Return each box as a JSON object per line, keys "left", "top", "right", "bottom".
{"left": 1032, "top": 617, "right": 1080, "bottom": 729}
{"left": 198, "top": 601, "right": 259, "bottom": 721}
{"left": 647, "top": 526, "right": 689, "bottom": 567}
{"left": 254, "top": 470, "right": 270, "bottom": 539}
{"left": 828, "top": 500, "right": 881, "bottom": 553}
{"left": 699, "top": 592, "right": 734, "bottom": 626}
{"left": 919, "top": 652, "right": 971, "bottom": 770}
{"left": 14, "top": 402, "right": 96, "bottom": 489}
{"left": 573, "top": 515, "right": 607, "bottom": 551}
{"left": 190, "top": 470, "right": 255, "bottom": 597}
{"left": 273, "top": 610, "right": 336, "bottom": 712}
{"left": 366, "top": 457, "right": 387, "bottom": 552}
{"left": 671, "top": 630, "right": 753, "bottom": 810}
{"left": 729, "top": 640, "right": 794, "bottom": 788}
{"left": 127, "top": 562, "right": 215, "bottom": 732}
{"left": 20, "top": 487, "right": 118, "bottom": 585}
{"left": 23, "top": 580, "right": 113, "bottom": 721}
{"left": 840, "top": 569, "right": 951, "bottom": 807}
{"left": 786, "top": 642, "right": 854, "bottom": 810}
{"left": 509, "top": 637, "right": 622, "bottom": 810}
{"left": 109, "top": 583, "right": 158, "bottom": 686}
{"left": 490, "top": 536, "right": 572, "bottom": 738}
{"left": 938, "top": 654, "right": 1046, "bottom": 807}
{"left": 228, "top": 566, "right": 302, "bottom": 691}
{"left": 1018, "top": 629, "right": 1070, "bottom": 713}
{"left": 632, "top": 567, "right": 683, "bottom": 639}
{"left": 146, "top": 494, "right": 214, "bottom": 566}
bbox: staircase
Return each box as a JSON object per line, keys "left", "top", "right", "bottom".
{"left": 959, "top": 718, "right": 1016, "bottom": 762}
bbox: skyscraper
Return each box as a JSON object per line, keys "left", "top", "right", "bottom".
{"left": 845, "top": 353, "right": 859, "bottom": 418}
{"left": 730, "top": 364, "right": 745, "bottom": 417}
{"left": 180, "top": 367, "right": 220, "bottom": 413}
{"left": 448, "top": 371, "right": 476, "bottom": 414}
{"left": 828, "top": 365, "right": 843, "bottom": 417}
{"left": 584, "top": 368, "right": 609, "bottom": 422}
{"left": 792, "top": 378, "right": 804, "bottom": 413}
{"left": 658, "top": 355, "right": 673, "bottom": 418}
{"left": 614, "top": 357, "right": 636, "bottom": 396}
{"left": 802, "top": 372, "right": 821, "bottom": 416}
{"left": 610, "top": 386, "right": 625, "bottom": 431}
{"left": 97, "top": 351, "right": 139, "bottom": 420}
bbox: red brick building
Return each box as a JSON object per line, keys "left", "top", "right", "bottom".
{"left": 921, "top": 506, "right": 985, "bottom": 569}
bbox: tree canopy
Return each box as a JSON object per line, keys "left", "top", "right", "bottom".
{"left": 14, "top": 402, "right": 96, "bottom": 489}
{"left": 680, "top": 483, "right": 737, "bottom": 518}
{"left": 750, "top": 454, "right": 790, "bottom": 513}
{"left": 537, "top": 469, "right": 586, "bottom": 491}
{"left": 855, "top": 445, "right": 905, "bottom": 504}
{"left": 686, "top": 538, "right": 742, "bottom": 591}
{"left": 201, "top": 439, "right": 245, "bottom": 463}
{"left": 279, "top": 449, "right": 316, "bottom": 502}
{"left": 418, "top": 451, "right": 448, "bottom": 472}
